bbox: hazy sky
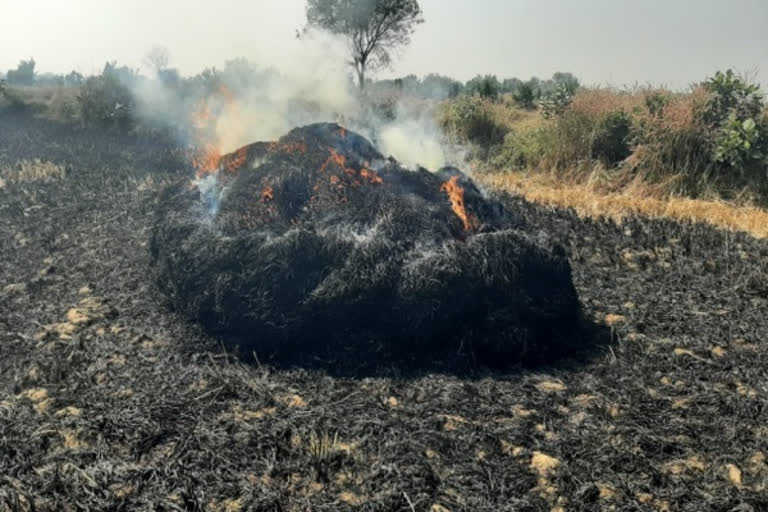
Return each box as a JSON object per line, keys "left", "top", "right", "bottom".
{"left": 1, "top": 0, "right": 766, "bottom": 89}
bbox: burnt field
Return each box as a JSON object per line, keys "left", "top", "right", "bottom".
{"left": 1, "top": 113, "right": 768, "bottom": 512}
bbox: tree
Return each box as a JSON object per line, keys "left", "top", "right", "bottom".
{"left": 421, "top": 73, "right": 463, "bottom": 99}
{"left": 552, "top": 72, "right": 579, "bottom": 94}
{"left": 500, "top": 78, "right": 522, "bottom": 94}
{"left": 65, "top": 71, "right": 84, "bottom": 86}
{"left": 7, "top": 59, "right": 36, "bottom": 86}
{"left": 305, "top": 0, "right": 424, "bottom": 89}
{"left": 465, "top": 75, "right": 501, "bottom": 100}
{"left": 513, "top": 81, "right": 538, "bottom": 109}
{"left": 143, "top": 45, "right": 171, "bottom": 75}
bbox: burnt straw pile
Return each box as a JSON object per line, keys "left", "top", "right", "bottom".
{"left": 151, "top": 123, "right": 582, "bottom": 368}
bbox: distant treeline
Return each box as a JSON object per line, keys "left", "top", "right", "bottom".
{"left": 0, "top": 57, "right": 579, "bottom": 103}
{"left": 369, "top": 72, "right": 580, "bottom": 101}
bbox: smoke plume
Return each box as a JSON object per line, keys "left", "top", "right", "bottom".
{"left": 130, "top": 29, "right": 454, "bottom": 172}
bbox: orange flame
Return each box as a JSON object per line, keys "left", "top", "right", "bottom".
{"left": 360, "top": 168, "right": 383, "bottom": 184}
{"left": 190, "top": 85, "right": 240, "bottom": 178}
{"left": 221, "top": 146, "right": 248, "bottom": 174}
{"left": 190, "top": 99, "right": 222, "bottom": 174}
{"left": 441, "top": 176, "right": 477, "bottom": 231}
{"left": 319, "top": 147, "right": 383, "bottom": 185}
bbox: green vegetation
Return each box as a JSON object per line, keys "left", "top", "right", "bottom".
{"left": 77, "top": 62, "right": 137, "bottom": 130}
{"left": 442, "top": 70, "right": 768, "bottom": 204}
{"left": 464, "top": 75, "right": 501, "bottom": 100}
{"left": 2, "top": 52, "right": 765, "bottom": 206}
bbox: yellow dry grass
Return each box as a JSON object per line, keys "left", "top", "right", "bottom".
{"left": 0, "top": 159, "right": 66, "bottom": 187}
{"left": 481, "top": 171, "right": 768, "bottom": 239}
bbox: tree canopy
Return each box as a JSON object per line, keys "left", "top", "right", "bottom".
{"left": 7, "top": 59, "right": 36, "bottom": 86}
{"left": 305, "top": 0, "right": 423, "bottom": 89}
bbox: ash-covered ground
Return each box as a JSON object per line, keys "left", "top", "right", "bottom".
{"left": 1, "top": 113, "right": 768, "bottom": 511}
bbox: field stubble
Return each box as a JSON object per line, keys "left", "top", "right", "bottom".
{"left": 1, "top": 114, "right": 767, "bottom": 511}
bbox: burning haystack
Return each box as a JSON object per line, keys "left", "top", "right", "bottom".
{"left": 151, "top": 123, "right": 581, "bottom": 368}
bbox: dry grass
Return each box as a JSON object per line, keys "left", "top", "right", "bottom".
{"left": 458, "top": 85, "right": 768, "bottom": 235}
{"left": 2, "top": 85, "right": 79, "bottom": 121}
{"left": 0, "top": 159, "right": 66, "bottom": 187}
{"left": 481, "top": 170, "right": 768, "bottom": 239}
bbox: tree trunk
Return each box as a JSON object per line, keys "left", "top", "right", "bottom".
{"left": 357, "top": 64, "right": 366, "bottom": 90}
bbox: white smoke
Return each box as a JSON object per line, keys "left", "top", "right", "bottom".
{"left": 129, "top": 29, "right": 456, "bottom": 171}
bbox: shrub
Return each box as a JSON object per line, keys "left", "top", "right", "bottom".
{"left": 696, "top": 70, "right": 766, "bottom": 171}
{"left": 465, "top": 75, "right": 501, "bottom": 100}
{"left": 513, "top": 82, "right": 538, "bottom": 109}
{"left": 591, "top": 110, "right": 633, "bottom": 167}
{"left": 65, "top": 71, "right": 84, "bottom": 87}
{"left": 493, "top": 127, "right": 549, "bottom": 169}
{"left": 77, "top": 63, "right": 136, "bottom": 130}
{"left": 543, "top": 110, "right": 594, "bottom": 168}
{"left": 439, "top": 96, "right": 507, "bottom": 148}
{"left": 644, "top": 92, "right": 670, "bottom": 118}
{"left": 420, "top": 73, "right": 463, "bottom": 99}
{"left": 699, "top": 70, "right": 763, "bottom": 126}
{"left": 714, "top": 117, "right": 764, "bottom": 167}
{"left": 539, "top": 84, "right": 574, "bottom": 119}
{"left": 552, "top": 72, "right": 580, "bottom": 95}
{"left": 0, "top": 82, "right": 34, "bottom": 114}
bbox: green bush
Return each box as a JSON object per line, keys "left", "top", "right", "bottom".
{"left": 77, "top": 64, "right": 136, "bottom": 130}
{"left": 439, "top": 96, "right": 507, "bottom": 148}
{"left": 539, "top": 83, "right": 574, "bottom": 119}
{"left": 699, "top": 70, "right": 763, "bottom": 126}
{"left": 493, "top": 128, "right": 549, "bottom": 169}
{"left": 591, "top": 110, "right": 633, "bottom": 167}
{"left": 696, "top": 70, "right": 766, "bottom": 171}
{"left": 513, "top": 82, "right": 538, "bottom": 109}
{"left": 465, "top": 75, "right": 501, "bottom": 100}
{"left": 644, "top": 92, "right": 670, "bottom": 118}
{"left": 714, "top": 117, "right": 764, "bottom": 167}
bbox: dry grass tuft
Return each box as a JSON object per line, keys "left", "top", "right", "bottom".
{"left": 0, "top": 159, "right": 66, "bottom": 187}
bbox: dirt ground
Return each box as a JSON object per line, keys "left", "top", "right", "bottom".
{"left": 2, "top": 114, "right": 768, "bottom": 511}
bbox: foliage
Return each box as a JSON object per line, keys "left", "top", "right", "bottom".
{"left": 696, "top": 70, "right": 766, "bottom": 170}
{"left": 305, "top": 0, "right": 424, "bottom": 88}
{"left": 713, "top": 117, "right": 764, "bottom": 167}
{"left": 464, "top": 75, "right": 501, "bottom": 100}
{"left": 371, "top": 73, "right": 462, "bottom": 99}
{"left": 184, "top": 67, "right": 223, "bottom": 96}
{"left": 6, "top": 59, "right": 36, "bottom": 86}
{"left": 420, "top": 73, "right": 463, "bottom": 99}
{"left": 439, "top": 96, "right": 507, "bottom": 148}
{"left": 699, "top": 69, "right": 763, "bottom": 126}
{"left": 77, "top": 62, "right": 137, "bottom": 130}
{"left": 513, "top": 81, "right": 538, "bottom": 109}
{"left": 591, "top": 109, "right": 633, "bottom": 166}
{"left": 0, "top": 80, "right": 33, "bottom": 114}
{"left": 500, "top": 78, "right": 522, "bottom": 94}
{"left": 539, "top": 83, "right": 574, "bottom": 119}
{"left": 493, "top": 128, "right": 548, "bottom": 169}
{"left": 552, "top": 72, "right": 580, "bottom": 95}
{"left": 65, "top": 71, "right": 84, "bottom": 86}
{"left": 644, "top": 91, "right": 670, "bottom": 118}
